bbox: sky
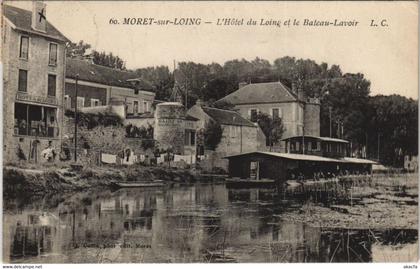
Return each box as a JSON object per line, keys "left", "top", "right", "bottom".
{"left": 6, "top": 1, "right": 418, "bottom": 99}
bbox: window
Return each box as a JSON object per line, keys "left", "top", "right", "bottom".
{"left": 19, "top": 36, "right": 29, "bottom": 59}
{"left": 133, "top": 101, "right": 139, "bottom": 114}
{"left": 249, "top": 109, "right": 258, "bottom": 122}
{"left": 49, "top": 43, "right": 58, "bottom": 65}
{"left": 14, "top": 103, "right": 57, "bottom": 138}
{"left": 90, "top": 98, "right": 100, "bottom": 107}
{"left": 184, "top": 130, "right": 196, "bottom": 146}
{"left": 272, "top": 108, "right": 281, "bottom": 119}
{"left": 76, "top": 97, "right": 85, "bottom": 108}
{"left": 18, "top": 69, "right": 28, "bottom": 92}
{"left": 143, "top": 101, "right": 149, "bottom": 112}
{"left": 290, "top": 141, "right": 296, "bottom": 151}
{"left": 134, "top": 89, "right": 139, "bottom": 95}
{"left": 47, "top": 74, "right": 56, "bottom": 96}
{"left": 312, "top": 141, "right": 318, "bottom": 150}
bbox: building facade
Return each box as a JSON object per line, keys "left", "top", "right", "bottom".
{"left": 215, "top": 82, "right": 321, "bottom": 140}
{"left": 65, "top": 58, "right": 155, "bottom": 117}
{"left": 188, "top": 100, "right": 266, "bottom": 169}
{"left": 2, "top": 3, "right": 68, "bottom": 163}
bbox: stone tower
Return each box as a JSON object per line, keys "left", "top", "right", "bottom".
{"left": 154, "top": 102, "right": 186, "bottom": 154}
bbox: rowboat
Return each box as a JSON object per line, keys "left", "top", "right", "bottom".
{"left": 225, "top": 178, "right": 276, "bottom": 188}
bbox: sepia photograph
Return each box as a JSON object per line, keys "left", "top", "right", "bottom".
{"left": 1, "top": 0, "right": 418, "bottom": 265}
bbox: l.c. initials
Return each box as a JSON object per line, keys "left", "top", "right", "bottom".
{"left": 370, "top": 19, "right": 388, "bottom": 27}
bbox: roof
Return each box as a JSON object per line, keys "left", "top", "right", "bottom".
{"left": 216, "top": 82, "right": 297, "bottom": 105}
{"left": 224, "top": 151, "right": 343, "bottom": 163}
{"left": 224, "top": 151, "right": 377, "bottom": 165}
{"left": 126, "top": 113, "right": 154, "bottom": 119}
{"left": 282, "top": 135, "right": 349, "bottom": 144}
{"left": 66, "top": 58, "right": 154, "bottom": 91}
{"left": 202, "top": 106, "right": 256, "bottom": 127}
{"left": 342, "top": 157, "right": 377, "bottom": 164}
{"left": 3, "top": 5, "right": 69, "bottom": 42}
{"left": 185, "top": 115, "right": 200, "bottom": 121}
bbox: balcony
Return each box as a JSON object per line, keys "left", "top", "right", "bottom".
{"left": 16, "top": 92, "right": 58, "bottom": 106}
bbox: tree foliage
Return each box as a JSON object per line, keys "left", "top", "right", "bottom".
{"left": 203, "top": 120, "right": 223, "bottom": 150}
{"left": 66, "top": 40, "right": 126, "bottom": 70}
{"left": 65, "top": 110, "right": 123, "bottom": 129}
{"left": 254, "top": 112, "right": 286, "bottom": 148}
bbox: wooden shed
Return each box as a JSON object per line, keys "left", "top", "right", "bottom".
{"left": 224, "top": 151, "right": 376, "bottom": 183}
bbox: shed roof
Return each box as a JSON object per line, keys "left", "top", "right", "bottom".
{"left": 224, "top": 151, "right": 377, "bottom": 164}
{"left": 3, "top": 5, "right": 69, "bottom": 42}
{"left": 216, "top": 82, "right": 297, "bottom": 105}
{"left": 283, "top": 135, "right": 349, "bottom": 144}
{"left": 202, "top": 107, "right": 256, "bottom": 127}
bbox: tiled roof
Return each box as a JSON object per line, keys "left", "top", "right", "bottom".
{"left": 216, "top": 82, "right": 297, "bottom": 105}
{"left": 3, "top": 5, "right": 69, "bottom": 42}
{"left": 202, "top": 107, "right": 255, "bottom": 127}
{"left": 66, "top": 58, "right": 154, "bottom": 91}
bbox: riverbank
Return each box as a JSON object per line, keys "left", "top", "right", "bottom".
{"left": 3, "top": 162, "right": 216, "bottom": 198}
{"left": 279, "top": 173, "right": 418, "bottom": 230}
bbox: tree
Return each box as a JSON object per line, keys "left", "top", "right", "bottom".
{"left": 91, "top": 50, "right": 126, "bottom": 70}
{"left": 203, "top": 120, "right": 223, "bottom": 150}
{"left": 254, "top": 112, "right": 285, "bottom": 150}
{"left": 66, "top": 40, "right": 91, "bottom": 57}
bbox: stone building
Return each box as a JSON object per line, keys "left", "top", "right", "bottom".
{"left": 215, "top": 81, "right": 321, "bottom": 139}
{"left": 2, "top": 3, "right": 68, "bottom": 163}
{"left": 188, "top": 100, "right": 266, "bottom": 169}
{"left": 65, "top": 58, "right": 155, "bottom": 117}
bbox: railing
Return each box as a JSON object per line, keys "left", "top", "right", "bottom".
{"left": 14, "top": 125, "right": 57, "bottom": 138}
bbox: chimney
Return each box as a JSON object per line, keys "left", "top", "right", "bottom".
{"left": 238, "top": 82, "right": 248, "bottom": 89}
{"left": 32, "top": 1, "right": 47, "bottom": 32}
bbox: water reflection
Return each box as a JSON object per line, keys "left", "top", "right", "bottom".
{"left": 3, "top": 184, "right": 418, "bottom": 263}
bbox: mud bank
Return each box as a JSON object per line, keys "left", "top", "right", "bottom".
{"left": 3, "top": 164, "right": 210, "bottom": 198}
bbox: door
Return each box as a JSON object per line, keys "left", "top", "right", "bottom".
{"left": 250, "top": 161, "right": 260, "bottom": 180}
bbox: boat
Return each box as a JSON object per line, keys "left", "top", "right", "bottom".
{"left": 225, "top": 178, "right": 276, "bottom": 188}
{"left": 111, "top": 180, "right": 165, "bottom": 188}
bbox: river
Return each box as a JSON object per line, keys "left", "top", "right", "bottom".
{"left": 3, "top": 183, "right": 418, "bottom": 263}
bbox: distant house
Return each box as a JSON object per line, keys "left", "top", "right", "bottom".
{"left": 65, "top": 58, "right": 155, "bottom": 117}
{"left": 2, "top": 3, "right": 69, "bottom": 162}
{"left": 215, "top": 81, "right": 321, "bottom": 140}
{"left": 188, "top": 100, "right": 266, "bottom": 169}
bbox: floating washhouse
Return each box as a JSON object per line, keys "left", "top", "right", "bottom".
{"left": 224, "top": 135, "right": 377, "bottom": 182}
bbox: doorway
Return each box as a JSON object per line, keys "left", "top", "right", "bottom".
{"left": 250, "top": 161, "right": 260, "bottom": 180}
